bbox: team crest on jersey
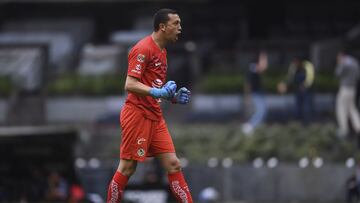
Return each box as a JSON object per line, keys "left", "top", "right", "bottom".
{"left": 137, "top": 148, "right": 145, "bottom": 157}
{"left": 137, "top": 54, "right": 145, "bottom": 63}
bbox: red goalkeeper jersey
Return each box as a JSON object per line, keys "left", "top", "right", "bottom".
{"left": 125, "top": 35, "right": 168, "bottom": 121}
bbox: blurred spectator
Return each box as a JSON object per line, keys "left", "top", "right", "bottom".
{"left": 346, "top": 161, "right": 360, "bottom": 203}
{"left": 278, "top": 57, "right": 315, "bottom": 124}
{"left": 45, "top": 171, "right": 69, "bottom": 201}
{"left": 69, "top": 184, "right": 85, "bottom": 203}
{"left": 241, "top": 51, "right": 268, "bottom": 135}
{"left": 346, "top": 174, "right": 359, "bottom": 203}
{"left": 335, "top": 51, "right": 360, "bottom": 140}
{"left": 27, "top": 166, "right": 47, "bottom": 202}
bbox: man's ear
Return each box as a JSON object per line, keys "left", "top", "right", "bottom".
{"left": 159, "top": 23, "right": 166, "bottom": 31}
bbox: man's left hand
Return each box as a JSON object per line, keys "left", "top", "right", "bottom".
{"left": 173, "top": 87, "right": 191, "bottom": 104}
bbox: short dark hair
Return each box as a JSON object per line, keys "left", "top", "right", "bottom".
{"left": 153, "top": 8, "right": 177, "bottom": 32}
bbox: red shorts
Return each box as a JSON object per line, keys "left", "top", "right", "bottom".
{"left": 119, "top": 104, "right": 175, "bottom": 162}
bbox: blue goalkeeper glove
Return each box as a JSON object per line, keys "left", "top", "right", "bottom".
{"left": 172, "top": 87, "right": 191, "bottom": 104}
{"left": 149, "top": 81, "right": 177, "bottom": 99}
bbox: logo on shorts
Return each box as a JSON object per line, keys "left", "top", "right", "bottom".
{"left": 137, "top": 138, "right": 146, "bottom": 145}
{"left": 137, "top": 148, "right": 145, "bottom": 157}
{"left": 137, "top": 54, "right": 145, "bottom": 63}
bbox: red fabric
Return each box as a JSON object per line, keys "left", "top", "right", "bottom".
{"left": 126, "top": 35, "right": 168, "bottom": 121}
{"left": 107, "top": 171, "right": 129, "bottom": 203}
{"left": 168, "top": 171, "right": 193, "bottom": 203}
{"left": 120, "top": 103, "right": 175, "bottom": 162}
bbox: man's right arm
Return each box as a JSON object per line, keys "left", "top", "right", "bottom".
{"left": 125, "top": 76, "right": 177, "bottom": 99}
{"left": 125, "top": 75, "right": 152, "bottom": 96}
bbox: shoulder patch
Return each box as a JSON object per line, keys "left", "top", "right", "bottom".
{"left": 137, "top": 54, "right": 146, "bottom": 63}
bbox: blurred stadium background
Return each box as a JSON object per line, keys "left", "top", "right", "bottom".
{"left": 0, "top": 0, "right": 360, "bottom": 202}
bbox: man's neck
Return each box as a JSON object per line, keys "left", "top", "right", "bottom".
{"left": 151, "top": 32, "right": 166, "bottom": 50}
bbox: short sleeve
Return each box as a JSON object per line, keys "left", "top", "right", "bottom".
{"left": 127, "top": 46, "right": 150, "bottom": 79}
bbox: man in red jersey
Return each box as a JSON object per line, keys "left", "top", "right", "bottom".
{"left": 106, "top": 8, "right": 193, "bottom": 203}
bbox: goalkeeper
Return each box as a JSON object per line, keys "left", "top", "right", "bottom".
{"left": 106, "top": 8, "right": 193, "bottom": 203}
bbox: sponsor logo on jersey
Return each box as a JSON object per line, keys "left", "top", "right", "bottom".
{"left": 137, "top": 148, "right": 145, "bottom": 157}
{"left": 135, "top": 64, "right": 142, "bottom": 71}
{"left": 152, "top": 79, "right": 163, "bottom": 88}
{"left": 131, "top": 69, "right": 141, "bottom": 74}
{"left": 152, "top": 79, "right": 163, "bottom": 103}
{"left": 137, "top": 54, "right": 145, "bottom": 63}
{"left": 137, "top": 138, "right": 146, "bottom": 145}
{"left": 131, "top": 64, "right": 142, "bottom": 74}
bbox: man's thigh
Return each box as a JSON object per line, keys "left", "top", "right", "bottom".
{"left": 120, "top": 105, "right": 155, "bottom": 162}
{"left": 148, "top": 119, "right": 175, "bottom": 156}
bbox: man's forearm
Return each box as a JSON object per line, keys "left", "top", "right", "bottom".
{"left": 125, "top": 76, "right": 151, "bottom": 96}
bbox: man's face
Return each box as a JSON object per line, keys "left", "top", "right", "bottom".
{"left": 163, "top": 13, "right": 182, "bottom": 43}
